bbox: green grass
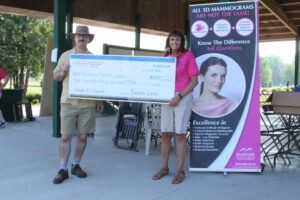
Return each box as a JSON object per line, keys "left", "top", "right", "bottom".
{"left": 27, "top": 81, "right": 42, "bottom": 94}
{"left": 27, "top": 85, "right": 42, "bottom": 94}
{"left": 261, "top": 86, "right": 293, "bottom": 93}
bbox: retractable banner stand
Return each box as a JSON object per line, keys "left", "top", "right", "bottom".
{"left": 189, "top": 1, "right": 261, "bottom": 172}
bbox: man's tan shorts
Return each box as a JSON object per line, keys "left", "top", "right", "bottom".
{"left": 60, "top": 104, "right": 96, "bottom": 134}
{"left": 161, "top": 93, "right": 192, "bottom": 134}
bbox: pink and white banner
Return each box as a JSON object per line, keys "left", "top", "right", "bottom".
{"left": 189, "top": 1, "right": 261, "bottom": 172}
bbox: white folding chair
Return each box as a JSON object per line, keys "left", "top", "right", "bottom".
{"left": 144, "top": 104, "right": 161, "bottom": 155}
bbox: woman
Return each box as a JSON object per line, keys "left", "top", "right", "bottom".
{"left": 152, "top": 30, "right": 199, "bottom": 184}
{"left": 0, "top": 67, "right": 9, "bottom": 128}
{"left": 192, "top": 57, "right": 238, "bottom": 117}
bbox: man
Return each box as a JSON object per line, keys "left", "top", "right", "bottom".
{"left": 0, "top": 68, "right": 9, "bottom": 128}
{"left": 52, "top": 25, "right": 104, "bottom": 184}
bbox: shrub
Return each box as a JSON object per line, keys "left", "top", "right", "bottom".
{"left": 26, "top": 93, "right": 41, "bottom": 103}
{"left": 32, "top": 99, "right": 39, "bottom": 105}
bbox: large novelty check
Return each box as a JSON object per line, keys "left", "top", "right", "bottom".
{"left": 69, "top": 54, "right": 176, "bottom": 103}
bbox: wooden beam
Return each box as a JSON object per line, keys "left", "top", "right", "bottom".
{"left": 259, "top": 15, "right": 279, "bottom": 21}
{"left": 259, "top": 21, "right": 284, "bottom": 27}
{"left": 260, "top": 29, "right": 291, "bottom": 35}
{"left": 285, "top": 10, "right": 300, "bottom": 15}
{"left": 259, "top": 0, "right": 298, "bottom": 35}
{"left": 277, "top": 0, "right": 300, "bottom": 5}
{"left": 291, "top": 19, "right": 300, "bottom": 25}
{"left": 0, "top": 5, "right": 53, "bottom": 19}
{"left": 259, "top": 13, "right": 274, "bottom": 17}
{"left": 260, "top": 32, "right": 294, "bottom": 37}
{"left": 259, "top": 26, "right": 288, "bottom": 31}
{"left": 260, "top": 34, "right": 296, "bottom": 42}
{"left": 188, "top": 0, "right": 213, "bottom": 3}
{"left": 280, "top": 4, "right": 300, "bottom": 11}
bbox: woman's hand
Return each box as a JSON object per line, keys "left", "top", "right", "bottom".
{"left": 97, "top": 101, "right": 105, "bottom": 113}
{"left": 169, "top": 94, "right": 181, "bottom": 107}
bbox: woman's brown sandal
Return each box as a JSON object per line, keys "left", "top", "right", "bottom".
{"left": 172, "top": 171, "right": 185, "bottom": 184}
{"left": 152, "top": 168, "right": 169, "bottom": 180}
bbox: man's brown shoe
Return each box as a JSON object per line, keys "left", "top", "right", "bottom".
{"left": 71, "top": 164, "right": 87, "bottom": 178}
{"left": 53, "top": 169, "right": 69, "bottom": 184}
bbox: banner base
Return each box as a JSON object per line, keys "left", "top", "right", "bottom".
{"left": 189, "top": 168, "right": 261, "bottom": 173}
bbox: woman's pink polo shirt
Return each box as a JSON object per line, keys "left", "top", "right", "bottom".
{"left": 173, "top": 51, "right": 199, "bottom": 92}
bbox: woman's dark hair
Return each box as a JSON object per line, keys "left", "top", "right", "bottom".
{"left": 165, "top": 30, "right": 186, "bottom": 56}
{"left": 200, "top": 57, "right": 227, "bottom": 94}
{"left": 200, "top": 57, "right": 227, "bottom": 75}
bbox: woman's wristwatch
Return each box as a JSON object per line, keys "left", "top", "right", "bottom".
{"left": 178, "top": 93, "right": 184, "bottom": 99}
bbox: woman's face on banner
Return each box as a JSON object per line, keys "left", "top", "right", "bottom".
{"left": 202, "top": 64, "right": 227, "bottom": 94}
{"left": 169, "top": 36, "right": 181, "bottom": 52}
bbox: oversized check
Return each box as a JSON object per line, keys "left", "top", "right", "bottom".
{"left": 69, "top": 54, "right": 176, "bottom": 103}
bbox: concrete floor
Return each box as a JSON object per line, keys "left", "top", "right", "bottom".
{"left": 0, "top": 114, "right": 300, "bottom": 200}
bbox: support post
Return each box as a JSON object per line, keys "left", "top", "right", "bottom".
{"left": 295, "top": 32, "right": 300, "bottom": 86}
{"left": 134, "top": 0, "right": 141, "bottom": 49}
{"left": 53, "top": 0, "right": 73, "bottom": 138}
{"left": 135, "top": 14, "right": 141, "bottom": 49}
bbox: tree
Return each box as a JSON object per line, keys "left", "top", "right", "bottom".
{"left": 260, "top": 55, "right": 296, "bottom": 88}
{"left": 260, "top": 55, "right": 288, "bottom": 86}
{"left": 0, "top": 14, "right": 53, "bottom": 94}
{"left": 283, "top": 63, "right": 294, "bottom": 87}
{"left": 260, "top": 57, "right": 272, "bottom": 87}
{"left": 267, "top": 55, "right": 285, "bottom": 86}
